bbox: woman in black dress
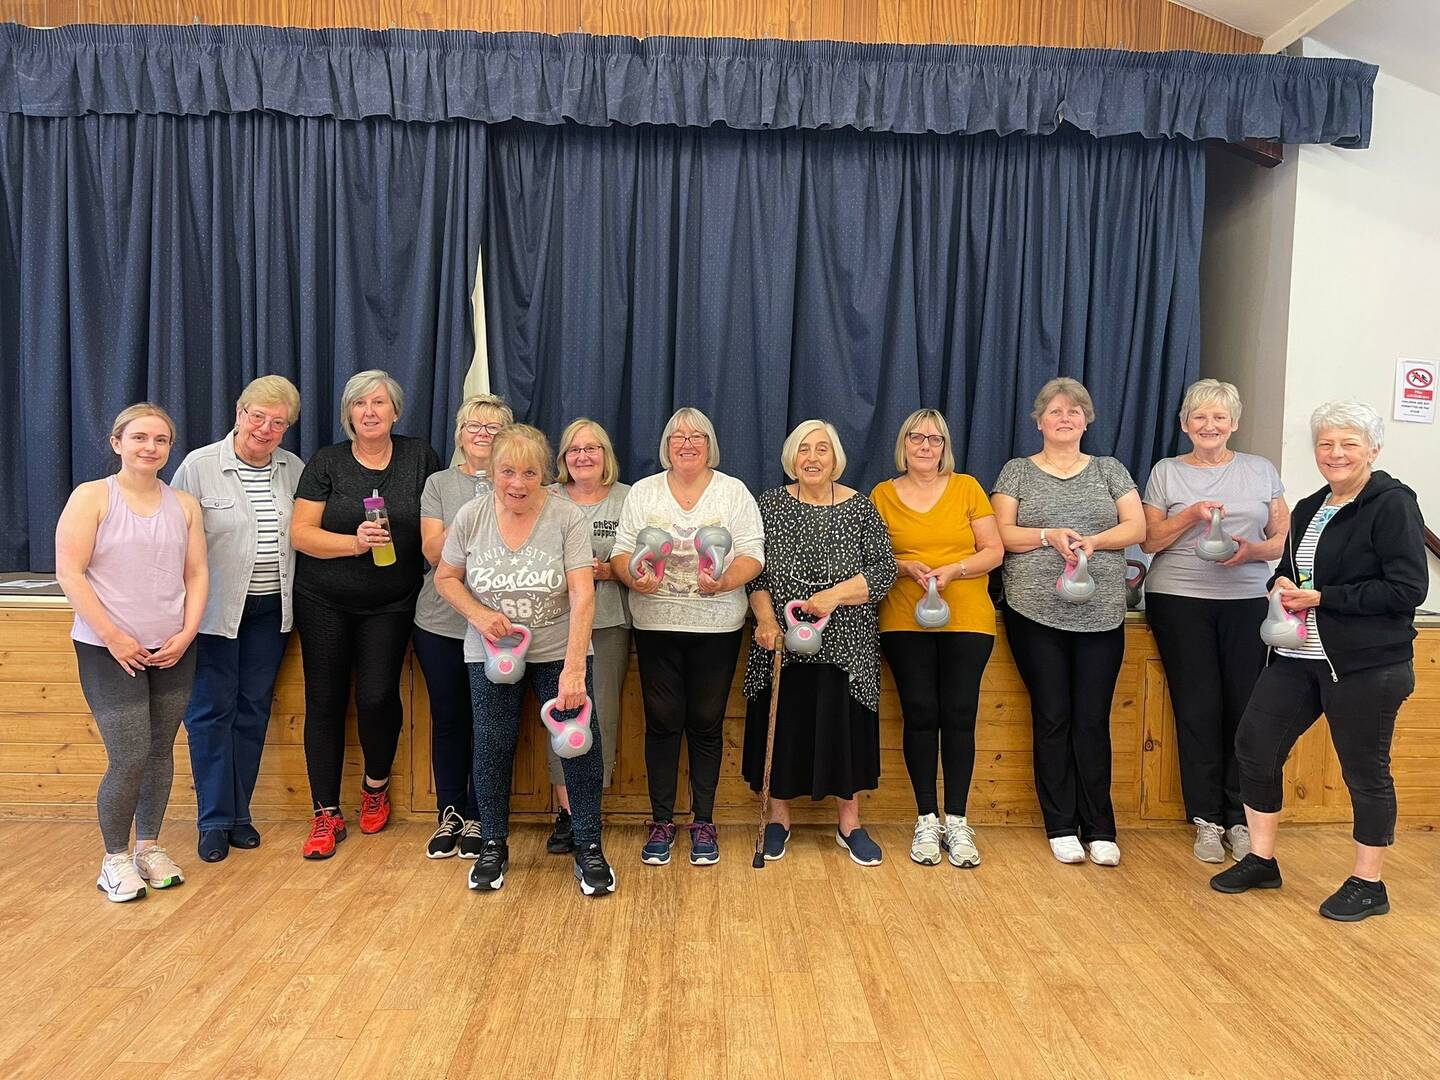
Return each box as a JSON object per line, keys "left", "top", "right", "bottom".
{"left": 742, "top": 420, "right": 896, "bottom": 865}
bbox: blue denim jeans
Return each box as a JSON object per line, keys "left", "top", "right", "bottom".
{"left": 183, "top": 593, "right": 289, "bottom": 831}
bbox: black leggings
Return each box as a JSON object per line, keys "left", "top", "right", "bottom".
{"left": 1236, "top": 657, "right": 1414, "bottom": 847}
{"left": 633, "top": 628, "right": 743, "bottom": 823}
{"left": 412, "top": 626, "right": 478, "bottom": 820}
{"left": 880, "top": 631, "right": 994, "bottom": 817}
{"left": 296, "top": 595, "right": 413, "bottom": 809}
{"left": 1003, "top": 608, "right": 1126, "bottom": 842}
{"left": 1145, "top": 593, "right": 1267, "bottom": 828}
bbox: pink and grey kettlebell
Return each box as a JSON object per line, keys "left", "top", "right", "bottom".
{"left": 695, "top": 526, "right": 733, "bottom": 579}
{"left": 628, "top": 527, "right": 674, "bottom": 582}
{"left": 1056, "top": 548, "right": 1096, "bottom": 603}
{"left": 1259, "top": 589, "right": 1308, "bottom": 649}
{"left": 540, "top": 695, "right": 594, "bottom": 759}
{"left": 783, "top": 600, "right": 830, "bottom": 656}
{"left": 482, "top": 626, "right": 532, "bottom": 684}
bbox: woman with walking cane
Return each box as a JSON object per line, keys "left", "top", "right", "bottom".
{"left": 741, "top": 420, "right": 896, "bottom": 866}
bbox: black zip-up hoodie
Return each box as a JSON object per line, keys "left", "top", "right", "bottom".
{"left": 1271, "top": 470, "right": 1428, "bottom": 677}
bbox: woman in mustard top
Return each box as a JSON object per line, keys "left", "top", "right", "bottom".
{"left": 871, "top": 409, "right": 1004, "bottom": 868}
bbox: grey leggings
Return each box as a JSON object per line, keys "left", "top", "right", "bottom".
{"left": 75, "top": 641, "right": 197, "bottom": 852}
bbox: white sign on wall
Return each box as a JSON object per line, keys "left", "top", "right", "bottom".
{"left": 1393, "top": 358, "right": 1437, "bottom": 423}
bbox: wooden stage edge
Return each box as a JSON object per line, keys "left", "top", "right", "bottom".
{"left": 2, "top": 603, "right": 1438, "bottom": 829}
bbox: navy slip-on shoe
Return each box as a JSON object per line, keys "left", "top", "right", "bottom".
{"left": 836, "top": 827, "right": 882, "bottom": 867}
{"left": 763, "top": 823, "right": 790, "bottom": 861}
{"left": 198, "top": 828, "right": 230, "bottom": 863}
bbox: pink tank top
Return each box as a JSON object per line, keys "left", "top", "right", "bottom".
{"left": 71, "top": 476, "right": 189, "bottom": 649}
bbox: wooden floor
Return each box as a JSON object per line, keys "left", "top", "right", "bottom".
{"left": 1, "top": 822, "right": 1438, "bottom": 1079}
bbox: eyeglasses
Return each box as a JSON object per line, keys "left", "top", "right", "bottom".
{"left": 463, "top": 421, "right": 504, "bottom": 436}
{"left": 565, "top": 444, "right": 604, "bottom": 458}
{"left": 242, "top": 408, "right": 290, "bottom": 433}
{"left": 905, "top": 432, "right": 945, "bottom": 448}
{"left": 668, "top": 433, "right": 709, "bottom": 448}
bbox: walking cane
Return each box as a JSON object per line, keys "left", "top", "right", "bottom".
{"left": 752, "top": 643, "right": 784, "bottom": 869}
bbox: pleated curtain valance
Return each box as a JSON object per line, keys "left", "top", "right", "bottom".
{"left": 0, "top": 23, "right": 1377, "bottom": 147}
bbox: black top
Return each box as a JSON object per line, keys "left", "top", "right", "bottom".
{"left": 1272, "top": 470, "right": 1427, "bottom": 676}
{"left": 294, "top": 435, "right": 442, "bottom": 614}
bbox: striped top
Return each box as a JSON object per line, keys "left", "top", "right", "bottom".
{"left": 1276, "top": 502, "right": 1344, "bottom": 661}
{"left": 238, "top": 462, "right": 282, "bottom": 595}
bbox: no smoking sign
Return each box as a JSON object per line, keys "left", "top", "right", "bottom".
{"left": 1395, "top": 358, "right": 1437, "bottom": 423}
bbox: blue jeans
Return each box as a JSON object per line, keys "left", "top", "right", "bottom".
{"left": 183, "top": 593, "right": 289, "bottom": 831}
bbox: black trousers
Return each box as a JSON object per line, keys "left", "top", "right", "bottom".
{"left": 1003, "top": 608, "right": 1125, "bottom": 842}
{"left": 1145, "top": 593, "right": 1267, "bottom": 828}
{"left": 411, "top": 626, "right": 478, "bottom": 820}
{"left": 295, "top": 595, "right": 413, "bottom": 809}
{"left": 633, "top": 628, "right": 743, "bottom": 823}
{"left": 1236, "top": 656, "right": 1414, "bottom": 846}
{"left": 880, "top": 631, "right": 995, "bottom": 817}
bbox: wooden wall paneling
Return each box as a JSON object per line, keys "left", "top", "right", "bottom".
{"left": 841, "top": 0, "right": 877, "bottom": 42}
{"left": 703, "top": 0, "right": 760, "bottom": 39}
{"left": 1105, "top": 0, "right": 1164, "bottom": 49}
{"left": 875, "top": 0, "right": 898, "bottom": 43}
{"left": 929, "top": 0, "right": 974, "bottom": 43}
{"left": 784, "top": 0, "right": 811, "bottom": 40}
{"left": 544, "top": 0, "right": 582, "bottom": 33}
{"left": 973, "top": 0, "right": 1029, "bottom": 45}
{"left": 1079, "top": 0, "right": 1106, "bottom": 47}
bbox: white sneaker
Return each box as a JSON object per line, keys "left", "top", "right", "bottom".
{"left": 1049, "top": 836, "right": 1086, "bottom": 864}
{"left": 97, "top": 852, "right": 147, "bottom": 902}
{"left": 910, "top": 814, "right": 943, "bottom": 865}
{"left": 1088, "top": 840, "right": 1121, "bottom": 867}
{"left": 942, "top": 815, "right": 980, "bottom": 868}
{"left": 134, "top": 845, "right": 185, "bottom": 888}
{"left": 1192, "top": 819, "right": 1226, "bottom": 863}
{"left": 1226, "top": 824, "right": 1252, "bottom": 862}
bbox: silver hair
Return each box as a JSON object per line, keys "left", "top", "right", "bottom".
{"left": 339, "top": 370, "right": 405, "bottom": 439}
{"left": 780, "top": 419, "right": 847, "bottom": 481}
{"left": 658, "top": 407, "right": 720, "bottom": 469}
{"left": 1310, "top": 400, "right": 1384, "bottom": 450}
{"left": 1178, "top": 378, "right": 1242, "bottom": 424}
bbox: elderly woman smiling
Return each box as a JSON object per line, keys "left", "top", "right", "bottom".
{"left": 1211, "top": 401, "right": 1426, "bottom": 922}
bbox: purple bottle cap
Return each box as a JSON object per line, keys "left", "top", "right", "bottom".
{"left": 364, "top": 489, "right": 385, "bottom": 510}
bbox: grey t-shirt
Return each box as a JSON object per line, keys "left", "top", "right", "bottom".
{"left": 441, "top": 491, "right": 593, "bottom": 664}
{"left": 1142, "top": 453, "right": 1283, "bottom": 600}
{"left": 992, "top": 456, "right": 1137, "bottom": 632}
{"left": 552, "top": 482, "right": 631, "bottom": 631}
{"left": 415, "top": 466, "right": 491, "bottom": 638}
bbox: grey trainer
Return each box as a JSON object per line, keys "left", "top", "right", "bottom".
{"left": 1193, "top": 819, "right": 1226, "bottom": 863}
{"left": 1226, "top": 823, "right": 1252, "bottom": 862}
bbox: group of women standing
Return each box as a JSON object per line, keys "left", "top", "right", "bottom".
{"left": 56, "top": 372, "right": 1426, "bottom": 921}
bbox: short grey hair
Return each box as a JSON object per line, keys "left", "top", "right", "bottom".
{"left": 1031, "top": 377, "right": 1096, "bottom": 425}
{"left": 1179, "top": 378, "right": 1242, "bottom": 425}
{"left": 237, "top": 375, "right": 301, "bottom": 423}
{"left": 658, "top": 407, "right": 720, "bottom": 469}
{"left": 339, "top": 370, "right": 405, "bottom": 439}
{"left": 1310, "top": 400, "right": 1385, "bottom": 450}
{"left": 780, "top": 419, "right": 847, "bottom": 481}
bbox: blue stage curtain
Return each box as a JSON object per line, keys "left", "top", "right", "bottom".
{"left": 483, "top": 121, "right": 1203, "bottom": 498}
{"left": 0, "top": 111, "right": 486, "bottom": 569}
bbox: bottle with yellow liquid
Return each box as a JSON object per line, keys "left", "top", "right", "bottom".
{"left": 363, "top": 490, "right": 397, "bottom": 567}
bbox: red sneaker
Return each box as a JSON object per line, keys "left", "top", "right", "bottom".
{"left": 359, "top": 786, "right": 391, "bottom": 834}
{"left": 302, "top": 810, "right": 347, "bottom": 860}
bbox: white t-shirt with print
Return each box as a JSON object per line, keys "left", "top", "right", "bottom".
{"left": 613, "top": 470, "right": 765, "bottom": 633}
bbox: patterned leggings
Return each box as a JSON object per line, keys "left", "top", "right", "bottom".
{"left": 469, "top": 656, "right": 604, "bottom": 846}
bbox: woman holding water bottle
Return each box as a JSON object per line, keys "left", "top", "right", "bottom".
{"left": 290, "top": 370, "right": 441, "bottom": 859}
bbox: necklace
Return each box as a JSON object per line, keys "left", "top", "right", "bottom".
{"left": 354, "top": 441, "right": 392, "bottom": 471}
{"left": 794, "top": 483, "right": 838, "bottom": 587}
{"left": 1040, "top": 450, "right": 1086, "bottom": 478}
{"left": 1186, "top": 450, "right": 1234, "bottom": 468}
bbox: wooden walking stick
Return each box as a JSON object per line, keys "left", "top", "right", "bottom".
{"left": 752, "top": 643, "right": 784, "bottom": 869}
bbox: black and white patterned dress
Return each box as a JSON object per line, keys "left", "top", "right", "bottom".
{"left": 741, "top": 487, "right": 896, "bottom": 801}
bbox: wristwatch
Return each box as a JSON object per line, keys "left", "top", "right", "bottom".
{"left": 1040, "top": 529, "right": 1050, "bottom": 548}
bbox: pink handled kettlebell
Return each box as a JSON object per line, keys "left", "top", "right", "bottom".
{"left": 1259, "top": 589, "right": 1308, "bottom": 649}
{"left": 1056, "top": 548, "right": 1096, "bottom": 603}
{"left": 482, "top": 626, "right": 532, "bottom": 684}
{"left": 540, "top": 695, "right": 594, "bottom": 759}
{"left": 1195, "top": 508, "right": 1239, "bottom": 563}
{"left": 1125, "top": 559, "right": 1147, "bottom": 610}
{"left": 783, "top": 600, "right": 831, "bottom": 657}
{"left": 914, "top": 575, "right": 950, "bottom": 628}
{"left": 695, "top": 526, "right": 733, "bottom": 579}
{"left": 628, "top": 527, "right": 674, "bottom": 582}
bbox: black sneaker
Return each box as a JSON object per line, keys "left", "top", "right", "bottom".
{"left": 574, "top": 842, "right": 617, "bottom": 896}
{"left": 228, "top": 823, "right": 262, "bottom": 849}
{"left": 1319, "top": 876, "right": 1389, "bottom": 922}
{"left": 458, "top": 819, "right": 484, "bottom": 859}
{"left": 762, "top": 823, "right": 790, "bottom": 861}
{"left": 426, "top": 807, "right": 464, "bottom": 859}
{"left": 468, "top": 839, "right": 508, "bottom": 891}
{"left": 1210, "top": 853, "right": 1282, "bottom": 894}
{"left": 547, "top": 809, "right": 575, "bottom": 854}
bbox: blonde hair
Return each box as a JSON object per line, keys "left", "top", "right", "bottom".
{"left": 1031, "top": 377, "right": 1096, "bottom": 425}
{"left": 110, "top": 402, "right": 176, "bottom": 443}
{"left": 555, "top": 417, "right": 620, "bottom": 486}
{"left": 490, "top": 424, "right": 555, "bottom": 485}
{"left": 237, "top": 375, "right": 301, "bottom": 423}
{"left": 893, "top": 409, "right": 955, "bottom": 475}
{"left": 1179, "top": 379, "right": 1242, "bottom": 425}
{"left": 339, "top": 370, "right": 404, "bottom": 439}
{"left": 658, "top": 407, "right": 720, "bottom": 469}
{"left": 454, "top": 393, "right": 514, "bottom": 446}
{"left": 780, "top": 419, "right": 847, "bottom": 482}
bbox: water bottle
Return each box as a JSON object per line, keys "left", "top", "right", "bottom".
{"left": 363, "top": 489, "right": 397, "bottom": 567}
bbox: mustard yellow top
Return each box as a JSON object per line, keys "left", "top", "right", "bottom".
{"left": 870, "top": 473, "right": 996, "bottom": 635}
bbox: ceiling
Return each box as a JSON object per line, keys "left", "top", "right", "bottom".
{"left": 1309, "top": 0, "right": 1440, "bottom": 95}
{"left": 1175, "top": 0, "right": 1357, "bottom": 49}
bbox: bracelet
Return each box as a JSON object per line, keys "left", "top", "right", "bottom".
{"left": 959, "top": 561, "right": 968, "bottom": 578}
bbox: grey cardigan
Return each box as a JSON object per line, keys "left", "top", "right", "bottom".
{"left": 172, "top": 435, "right": 303, "bottom": 637}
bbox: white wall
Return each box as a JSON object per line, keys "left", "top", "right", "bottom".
{"left": 1282, "top": 41, "right": 1440, "bottom": 608}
